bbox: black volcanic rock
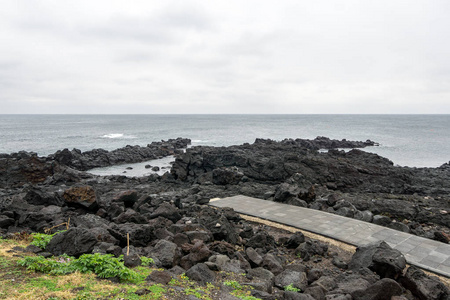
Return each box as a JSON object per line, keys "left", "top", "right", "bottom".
{"left": 399, "top": 266, "right": 449, "bottom": 300}
{"left": 46, "top": 228, "right": 98, "bottom": 257}
{"left": 0, "top": 152, "right": 57, "bottom": 188}
{"left": 1, "top": 136, "right": 450, "bottom": 300}
{"left": 349, "top": 241, "right": 406, "bottom": 279}
{"left": 50, "top": 138, "right": 190, "bottom": 171}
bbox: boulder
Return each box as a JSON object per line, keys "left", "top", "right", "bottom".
{"left": 310, "top": 276, "right": 337, "bottom": 292}
{"left": 149, "top": 202, "right": 181, "bottom": 223}
{"left": 399, "top": 266, "right": 449, "bottom": 300}
{"left": 246, "top": 281, "right": 273, "bottom": 294}
{"left": 433, "top": 231, "right": 449, "bottom": 244}
{"left": 239, "top": 225, "right": 254, "bottom": 239}
{"left": 274, "top": 269, "right": 308, "bottom": 291}
{"left": 207, "top": 254, "right": 230, "bottom": 271}
{"left": 327, "top": 194, "right": 339, "bottom": 206}
{"left": 332, "top": 274, "right": 370, "bottom": 295}
{"left": 221, "top": 259, "right": 244, "bottom": 274}
{"left": 372, "top": 215, "right": 391, "bottom": 226}
{"left": 146, "top": 270, "right": 173, "bottom": 284}
{"left": 180, "top": 240, "right": 212, "bottom": 269}
{"left": 261, "top": 253, "right": 284, "bottom": 275}
{"left": 273, "top": 183, "right": 301, "bottom": 203}
{"left": 246, "top": 247, "right": 263, "bottom": 267}
{"left": 24, "top": 244, "right": 43, "bottom": 254}
{"left": 149, "top": 240, "right": 181, "bottom": 268}
{"left": 186, "top": 230, "right": 212, "bottom": 243}
{"left": 124, "top": 253, "right": 141, "bottom": 268}
{"left": 295, "top": 240, "right": 328, "bottom": 261}
{"left": 304, "top": 286, "right": 326, "bottom": 300}
{"left": 106, "top": 203, "right": 125, "bottom": 220}
{"left": 285, "top": 232, "right": 305, "bottom": 249}
{"left": 206, "top": 215, "right": 240, "bottom": 244}
{"left": 332, "top": 257, "right": 348, "bottom": 269}
{"left": 112, "top": 190, "right": 138, "bottom": 208}
{"left": 335, "top": 207, "right": 355, "bottom": 218}
{"left": 234, "top": 251, "right": 251, "bottom": 271}
{"left": 113, "top": 209, "right": 147, "bottom": 224}
{"left": 46, "top": 228, "right": 98, "bottom": 257}
{"left": 354, "top": 210, "right": 373, "bottom": 223}
{"left": 24, "top": 187, "right": 63, "bottom": 206}
{"left": 74, "top": 214, "right": 111, "bottom": 229}
{"left": 185, "top": 263, "right": 216, "bottom": 285}
{"left": 351, "top": 278, "right": 402, "bottom": 300}
{"left": 247, "top": 267, "right": 275, "bottom": 285}
{"left": 348, "top": 241, "right": 406, "bottom": 279}
{"left": 208, "top": 241, "right": 236, "bottom": 256}
{"left": 0, "top": 215, "right": 15, "bottom": 228}
{"left": 387, "top": 221, "right": 410, "bottom": 233}
{"left": 63, "top": 186, "right": 97, "bottom": 210}
{"left": 307, "top": 268, "right": 323, "bottom": 284}
{"left": 246, "top": 231, "right": 276, "bottom": 250}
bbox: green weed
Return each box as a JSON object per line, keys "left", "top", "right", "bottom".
{"left": 72, "top": 253, "right": 141, "bottom": 282}
{"left": 140, "top": 256, "right": 155, "bottom": 266}
{"left": 18, "top": 253, "right": 142, "bottom": 282}
{"left": 224, "top": 280, "right": 243, "bottom": 290}
{"left": 30, "top": 231, "right": 65, "bottom": 249}
{"left": 284, "top": 283, "right": 301, "bottom": 292}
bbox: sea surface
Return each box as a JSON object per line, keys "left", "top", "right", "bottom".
{"left": 0, "top": 115, "right": 449, "bottom": 169}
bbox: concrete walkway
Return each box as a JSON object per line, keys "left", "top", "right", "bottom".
{"left": 209, "top": 195, "right": 450, "bottom": 278}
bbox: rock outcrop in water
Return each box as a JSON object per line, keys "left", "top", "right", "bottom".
{"left": 49, "top": 137, "right": 191, "bottom": 171}
{"left": 0, "top": 137, "right": 449, "bottom": 299}
{"left": 0, "top": 138, "right": 190, "bottom": 188}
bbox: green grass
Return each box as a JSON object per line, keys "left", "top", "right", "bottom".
{"left": 224, "top": 280, "right": 261, "bottom": 300}
{"left": 0, "top": 236, "right": 264, "bottom": 300}
{"left": 18, "top": 253, "right": 144, "bottom": 282}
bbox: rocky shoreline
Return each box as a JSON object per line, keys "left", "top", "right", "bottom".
{"left": 0, "top": 137, "right": 449, "bottom": 299}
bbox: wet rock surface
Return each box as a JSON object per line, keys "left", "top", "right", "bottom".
{"left": 1, "top": 137, "right": 449, "bottom": 299}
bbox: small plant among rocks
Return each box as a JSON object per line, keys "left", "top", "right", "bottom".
{"left": 223, "top": 280, "right": 260, "bottom": 300}
{"left": 30, "top": 231, "right": 65, "bottom": 249}
{"left": 223, "top": 280, "right": 243, "bottom": 290}
{"left": 140, "top": 256, "right": 155, "bottom": 266}
{"left": 284, "top": 283, "right": 301, "bottom": 292}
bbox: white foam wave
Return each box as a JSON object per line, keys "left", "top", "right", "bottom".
{"left": 101, "top": 133, "right": 137, "bottom": 139}
{"left": 101, "top": 133, "right": 124, "bottom": 139}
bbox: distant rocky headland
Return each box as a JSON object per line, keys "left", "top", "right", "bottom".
{"left": 0, "top": 137, "right": 448, "bottom": 299}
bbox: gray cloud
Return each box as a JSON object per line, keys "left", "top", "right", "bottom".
{"left": 0, "top": 0, "right": 449, "bottom": 114}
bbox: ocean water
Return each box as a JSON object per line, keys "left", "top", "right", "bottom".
{"left": 0, "top": 114, "right": 449, "bottom": 168}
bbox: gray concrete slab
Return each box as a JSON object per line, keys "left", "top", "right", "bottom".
{"left": 209, "top": 195, "right": 450, "bottom": 278}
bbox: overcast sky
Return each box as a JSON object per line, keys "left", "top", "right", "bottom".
{"left": 1, "top": 1, "right": 449, "bottom": 114}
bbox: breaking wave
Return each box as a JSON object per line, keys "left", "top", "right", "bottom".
{"left": 101, "top": 133, "right": 136, "bottom": 139}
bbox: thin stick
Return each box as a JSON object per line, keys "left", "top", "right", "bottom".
{"left": 127, "top": 233, "right": 130, "bottom": 256}
{"left": 67, "top": 218, "right": 70, "bottom": 230}
{"left": 44, "top": 222, "right": 68, "bottom": 234}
